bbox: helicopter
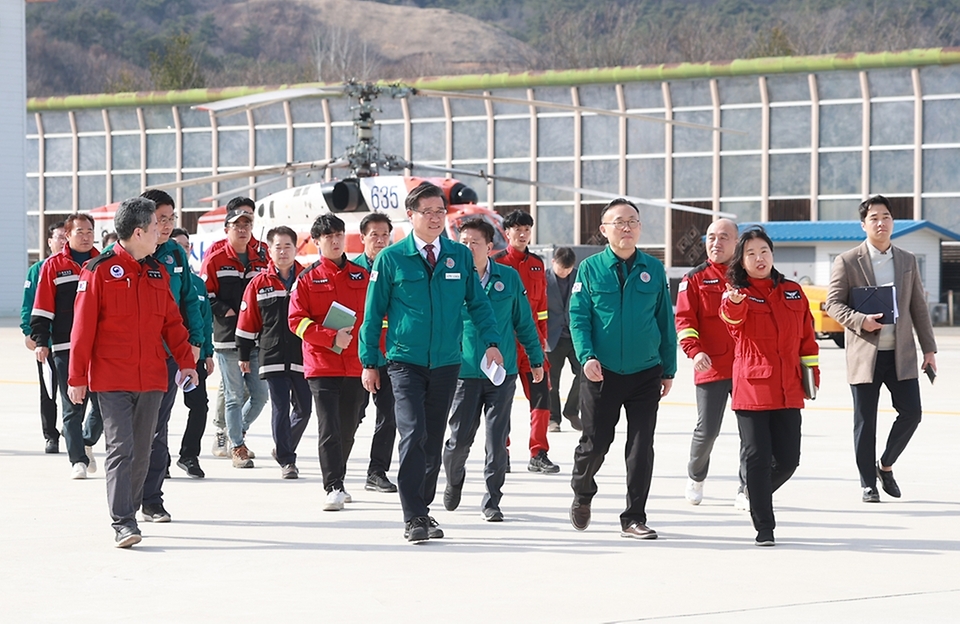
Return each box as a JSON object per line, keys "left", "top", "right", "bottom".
{"left": 120, "top": 80, "right": 739, "bottom": 267}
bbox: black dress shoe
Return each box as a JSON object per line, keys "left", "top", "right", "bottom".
{"left": 876, "top": 462, "right": 901, "bottom": 498}
{"left": 115, "top": 526, "right": 142, "bottom": 548}
{"left": 862, "top": 486, "right": 880, "bottom": 503}
{"left": 365, "top": 473, "right": 398, "bottom": 493}
{"left": 44, "top": 438, "right": 59, "bottom": 454}
{"left": 621, "top": 521, "right": 658, "bottom": 540}
{"left": 404, "top": 517, "right": 429, "bottom": 543}
{"left": 570, "top": 501, "right": 591, "bottom": 531}
{"left": 427, "top": 516, "right": 444, "bottom": 539}
{"left": 443, "top": 482, "right": 463, "bottom": 511}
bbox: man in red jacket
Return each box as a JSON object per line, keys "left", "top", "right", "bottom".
{"left": 493, "top": 210, "right": 558, "bottom": 474}
{"left": 68, "top": 197, "right": 197, "bottom": 548}
{"left": 675, "top": 218, "right": 748, "bottom": 509}
{"left": 288, "top": 214, "right": 369, "bottom": 511}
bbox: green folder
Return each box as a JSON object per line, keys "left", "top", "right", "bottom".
{"left": 323, "top": 301, "right": 357, "bottom": 354}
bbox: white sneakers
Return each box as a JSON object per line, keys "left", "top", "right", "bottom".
{"left": 343, "top": 489, "right": 352, "bottom": 504}
{"left": 70, "top": 462, "right": 87, "bottom": 480}
{"left": 734, "top": 490, "right": 750, "bottom": 512}
{"left": 323, "top": 489, "right": 347, "bottom": 511}
{"left": 685, "top": 479, "right": 704, "bottom": 505}
{"left": 85, "top": 446, "right": 97, "bottom": 474}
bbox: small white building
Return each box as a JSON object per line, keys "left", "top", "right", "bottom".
{"left": 742, "top": 220, "right": 960, "bottom": 305}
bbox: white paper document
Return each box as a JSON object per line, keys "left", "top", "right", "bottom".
{"left": 176, "top": 369, "right": 197, "bottom": 392}
{"left": 41, "top": 357, "right": 55, "bottom": 399}
{"left": 481, "top": 356, "right": 506, "bottom": 386}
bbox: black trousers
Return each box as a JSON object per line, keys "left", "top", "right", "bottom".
{"left": 179, "top": 362, "right": 208, "bottom": 460}
{"left": 267, "top": 372, "right": 312, "bottom": 466}
{"left": 308, "top": 376, "right": 366, "bottom": 493}
{"left": 571, "top": 365, "right": 662, "bottom": 529}
{"left": 547, "top": 335, "right": 581, "bottom": 424}
{"left": 359, "top": 364, "right": 396, "bottom": 477}
{"left": 37, "top": 354, "right": 59, "bottom": 442}
{"left": 143, "top": 356, "right": 178, "bottom": 507}
{"left": 736, "top": 408, "right": 801, "bottom": 533}
{"left": 851, "top": 350, "right": 922, "bottom": 488}
{"left": 389, "top": 362, "right": 460, "bottom": 522}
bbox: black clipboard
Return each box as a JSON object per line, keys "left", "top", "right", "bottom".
{"left": 851, "top": 286, "right": 896, "bottom": 325}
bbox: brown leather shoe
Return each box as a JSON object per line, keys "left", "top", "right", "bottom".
{"left": 620, "top": 522, "right": 658, "bottom": 540}
{"left": 570, "top": 501, "right": 591, "bottom": 531}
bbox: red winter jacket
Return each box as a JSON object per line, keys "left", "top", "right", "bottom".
{"left": 68, "top": 244, "right": 194, "bottom": 392}
{"left": 720, "top": 275, "right": 819, "bottom": 411}
{"left": 494, "top": 245, "right": 548, "bottom": 372}
{"left": 30, "top": 245, "right": 100, "bottom": 353}
{"left": 675, "top": 260, "right": 734, "bottom": 385}
{"left": 287, "top": 255, "right": 369, "bottom": 378}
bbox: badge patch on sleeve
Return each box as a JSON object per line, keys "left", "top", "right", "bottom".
{"left": 678, "top": 281, "right": 688, "bottom": 292}
{"left": 572, "top": 283, "right": 582, "bottom": 293}
{"left": 370, "top": 270, "right": 378, "bottom": 282}
{"left": 77, "top": 280, "right": 87, "bottom": 292}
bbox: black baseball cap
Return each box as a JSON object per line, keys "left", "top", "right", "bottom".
{"left": 224, "top": 208, "right": 254, "bottom": 226}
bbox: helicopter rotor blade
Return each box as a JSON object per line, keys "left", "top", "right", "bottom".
{"left": 147, "top": 159, "right": 341, "bottom": 192}
{"left": 408, "top": 162, "right": 736, "bottom": 218}
{"left": 194, "top": 86, "right": 347, "bottom": 117}
{"left": 198, "top": 172, "right": 304, "bottom": 202}
{"left": 416, "top": 89, "right": 744, "bottom": 135}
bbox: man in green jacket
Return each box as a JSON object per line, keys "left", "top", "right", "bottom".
{"left": 442, "top": 219, "right": 544, "bottom": 522}
{"left": 359, "top": 182, "right": 503, "bottom": 543}
{"left": 568, "top": 198, "right": 677, "bottom": 540}
{"left": 21, "top": 221, "right": 66, "bottom": 453}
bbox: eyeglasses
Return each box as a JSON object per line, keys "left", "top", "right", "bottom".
{"left": 601, "top": 219, "right": 641, "bottom": 230}
{"left": 414, "top": 209, "right": 446, "bottom": 219}
{"left": 229, "top": 222, "right": 252, "bottom": 231}
{"left": 157, "top": 215, "right": 177, "bottom": 226}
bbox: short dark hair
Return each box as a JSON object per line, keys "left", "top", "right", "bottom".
{"left": 460, "top": 218, "right": 495, "bottom": 244}
{"left": 360, "top": 212, "right": 393, "bottom": 235}
{"left": 599, "top": 198, "right": 640, "bottom": 220}
{"left": 405, "top": 182, "right": 445, "bottom": 212}
{"left": 226, "top": 196, "right": 256, "bottom": 213}
{"left": 47, "top": 220, "right": 65, "bottom": 236}
{"left": 141, "top": 189, "right": 175, "bottom": 210}
{"left": 267, "top": 225, "right": 298, "bottom": 246}
{"left": 553, "top": 246, "right": 575, "bottom": 268}
{"left": 726, "top": 226, "right": 781, "bottom": 289}
{"left": 502, "top": 209, "right": 534, "bottom": 229}
{"left": 64, "top": 213, "right": 95, "bottom": 234}
{"left": 170, "top": 227, "right": 189, "bottom": 239}
{"left": 858, "top": 195, "right": 892, "bottom": 221}
{"left": 101, "top": 231, "right": 119, "bottom": 248}
{"left": 310, "top": 213, "right": 345, "bottom": 239}
{"left": 115, "top": 197, "right": 157, "bottom": 240}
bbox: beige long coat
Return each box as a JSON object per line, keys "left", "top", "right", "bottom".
{"left": 825, "top": 241, "right": 937, "bottom": 385}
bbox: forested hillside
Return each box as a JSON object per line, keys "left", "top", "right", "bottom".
{"left": 26, "top": 0, "right": 960, "bottom": 97}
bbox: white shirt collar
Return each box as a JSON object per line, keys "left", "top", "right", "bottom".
{"left": 866, "top": 241, "right": 892, "bottom": 258}
{"left": 413, "top": 233, "right": 440, "bottom": 255}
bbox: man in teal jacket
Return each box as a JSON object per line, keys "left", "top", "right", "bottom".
{"left": 568, "top": 198, "right": 677, "bottom": 540}
{"left": 359, "top": 182, "right": 503, "bottom": 543}
{"left": 22, "top": 221, "right": 66, "bottom": 453}
{"left": 442, "top": 219, "right": 544, "bottom": 522}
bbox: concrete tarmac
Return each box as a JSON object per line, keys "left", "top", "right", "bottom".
{"left": 2, "top": 319, "right": 959, "bottom": 623}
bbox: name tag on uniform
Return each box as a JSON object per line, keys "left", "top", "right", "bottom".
{"left": 785, "top": 290, "right": 802, "bottom": 300}
{"left": 445, "top": 272, "right": 460, "bottom": 280}
{"left": 174, "top": 266, "right": 183, "bottom": 273}
{"left": 147, "top": 270, "right": 163, "bottom": 279}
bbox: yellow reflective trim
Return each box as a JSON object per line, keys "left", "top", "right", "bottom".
{"left": 801, "top": 355, "right": 819, "bottom": 366}
{"left": 381, "top": 319, "right": 389, "bottom": 329}
{"left": 295, "top": 318, "right": 315, "bottom": 339}
{"left": 678, "top": 328, "right": 699, "bottom": 340}
{"left": 537, "top": 310, "right": 548, "bottom": 320}
{"left": 720, "top": 310, "right": 742, "bottom": 325}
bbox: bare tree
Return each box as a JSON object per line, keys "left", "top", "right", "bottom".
{"left": 313, "top": 23, "right": 383, "bottom": 82}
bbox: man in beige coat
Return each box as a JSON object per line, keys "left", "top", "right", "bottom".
{"left": 826, "top": 196, "right": 937, "bottom": 503}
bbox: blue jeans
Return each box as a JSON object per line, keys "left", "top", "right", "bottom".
{"left": 443, "top": 375, "right": 517, "bottom": 512}
{"left": 215, "top": 348, "right": 268, "bottom": 447}
{"left": 54, "top": 351, "right": 103, "bottom": 465}
{"left": 388, "top": 362, "right": 460, "bottom": 522}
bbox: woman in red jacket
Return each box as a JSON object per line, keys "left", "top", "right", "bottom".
{"left": 720, "top": 227, "right": 819, "bottom": 547}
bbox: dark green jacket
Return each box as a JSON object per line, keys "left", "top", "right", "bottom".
{"left": 460, "top": 261, "right": 543, "bottom": 379}
{"left": 189, "top": 271, "right": 215, "bottom": 359}
{"left": 360, "top": 234, "right": 500, "bottom": 369}
{"left": 21, "top": 259, "right": 44, "bottom": 338}
{"left": 569, "top": 246, "right": 677, "bottom": 376}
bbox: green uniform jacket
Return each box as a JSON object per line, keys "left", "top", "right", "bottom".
{"left": 353, "top": 252, "right": 388, "bottom": 367}
{"left": 189, "top": 271, "right": 215, "bottom": 360}
{"left": 460, "top": 262, "right": 543, "bottom": 379}
{"left": 21, "top": 259, "right": 44, "bottom": 338}
{"left": 360, "top": 234, "right": 500, "bottom": 369}
{"left": 569, "top": 246, "right": 677, "bottom": 376}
